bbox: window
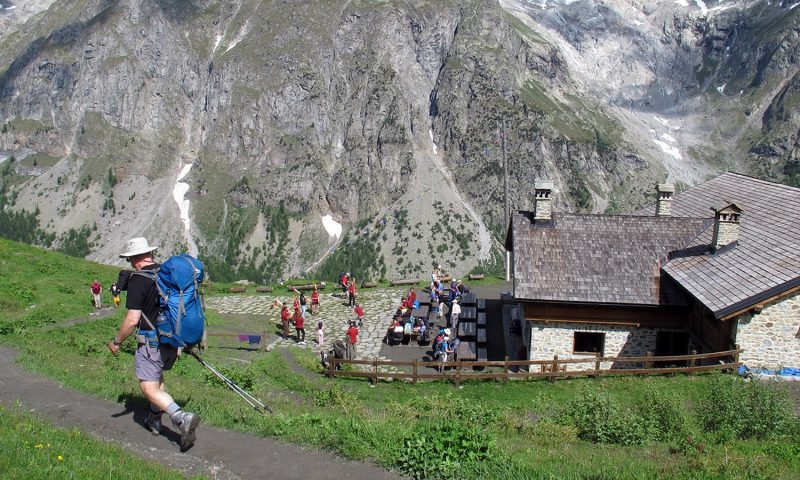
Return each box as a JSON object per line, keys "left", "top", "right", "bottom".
{"left": 573, "top": 332, "right": 605, "bottom": 355}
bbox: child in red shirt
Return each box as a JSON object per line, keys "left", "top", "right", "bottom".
{"left": 280, "top": 304, "right": 291, "bottom": 340}
{"left": 348, "top": 280, "right": 357, "bottom": 307}
{"left": 354, "top": 303, "right": 365, "bottom": 327}
{"left": 293, "top": 307, "right": 305, "bottom": 344}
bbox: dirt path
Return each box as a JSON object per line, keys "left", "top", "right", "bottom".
{"left": 0, "top": 344, "right": 405, "bottom": 480}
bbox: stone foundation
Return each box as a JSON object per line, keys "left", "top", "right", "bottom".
{"left": 736, "top": 292, "right": 800, "bottom": 370}
{"left": 529, "top": 322, "right": 692, "bottom": 371}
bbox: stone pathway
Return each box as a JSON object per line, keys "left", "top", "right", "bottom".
{"left": 206, "top": 289, "right": 405, "bottom": 362}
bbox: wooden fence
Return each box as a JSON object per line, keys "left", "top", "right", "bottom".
{"left": 326, "top": 348, "right": 742, "bottom": 387}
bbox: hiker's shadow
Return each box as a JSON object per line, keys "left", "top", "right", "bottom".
{"left": 113, "top": 392, "right": 184, "bottom": 448}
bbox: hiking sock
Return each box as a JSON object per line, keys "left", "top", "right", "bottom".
{"left": 149, "top": 405, "right": 161, "bottom": 415}
{"left": 166, "top": 402, "right": 183, "bottom": 424}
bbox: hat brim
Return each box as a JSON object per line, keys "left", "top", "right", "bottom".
{"left": 119, "top": 246, "right": 158, "bottom": 258}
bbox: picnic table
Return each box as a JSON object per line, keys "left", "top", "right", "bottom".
{"left": 461, "top": 306, "right": 477, "bottom": 321}
{"left": 457, "top": 341, "right": 477, "bottom": 361}
{"left": 458, "top": 321, "right": 477, "bottom": 337}
{"left": 477, "top": 327, "right": 487, "bottom": 343}
{"left": 461, "top": 292, "right": 477, "bottom": 305}
{"left": 477, "top": 312, "right": 486, "bottom": 326}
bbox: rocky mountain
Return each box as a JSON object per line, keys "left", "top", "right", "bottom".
{"left": 0, "top": 0, "right": 797, "bottom": 283}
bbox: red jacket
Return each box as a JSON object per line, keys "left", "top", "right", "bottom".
{"left": 280, "top": 307, "right": 290, "bottom": 322}
{"left": 354, "top": 305, "right": 364, "bottom": 318}
{"left": 407, "top": 291, "right": 416, "bottom": 307}
{"left": 293, "top": 309, "right": 304, "bottom": 329}
{"left": 311, "top": 290, "right": 319, "bottom": 304}
{"left": 346, "top": 326, "right": 358, "bottom": 344}
{"left": 348, "top": 283, "right": 356, "bottom": 295}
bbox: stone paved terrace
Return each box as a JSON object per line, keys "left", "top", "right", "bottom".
{"left": 205, "top": 287, "right": 407, "bottom": 362}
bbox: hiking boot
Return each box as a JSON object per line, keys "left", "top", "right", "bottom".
{"left": 174, "top": 411, "right": 200, "bottom": 450}
{"left": 145, "top": 410, "right": 163, "bottom": 436}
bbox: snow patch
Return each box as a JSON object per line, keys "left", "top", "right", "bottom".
{"left": 694, "top": 0, "right": 707, "bottom": 13}
{"left": 653, "top": 139, "right": 682, "bottom": 160}
{"left": 213, "top": 35, "right": 222, "bottom": 53}
{"left": 321, "top": 215, "right": 342, "bottom": 239}
{"left": 674, "top": 0, "right": 689, "bottom": 6}
{"left": 653, "top": 115, "right": 681, "bottom": 131}
{"left": 429, "top": 129, "right": 438, "bottom": 156}
{"left": 717, "top": 83, "right": 726, "bottom": 94}
{"left": 173, "top": 163, "right": 197, "bottom": 256}
{"left": 791, "top": 2, "right": 800, "bottom": 9}
{"left": 661, "top": 133, "right": 677, "bottom": 143}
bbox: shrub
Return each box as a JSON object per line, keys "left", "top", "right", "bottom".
{"left": 315, "top": 385, "right": 348, "bottom": 407}
{"left": 697, "top": 376, "right": 797, "bottom": 442}
{"left": 639, "top": 386, "right": 690, "bottom": 442}
{"left": 204, "top": 363, "right": 255, "bottom": 390}
{"left": 560, "top": 388, "right": 651, "bottom": 446}
{"left": 397, "top": 421, "right": 495, "bottom": 479}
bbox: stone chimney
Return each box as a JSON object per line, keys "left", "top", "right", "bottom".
{"left": 711, "top": 203, "right": 743, "bottom": 252}
{"left": 656, "top": 183, "right": 675, "bottom": 217}
{"left": 534, "top": 181, "right": 554, "bottom": 221}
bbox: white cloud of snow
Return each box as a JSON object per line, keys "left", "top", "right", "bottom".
{"left": 717, "top": 83, "right": 726, "bottom": 94}
{"left": 429, "top": 129, "right": 438, "bottom": 156}
{"left": 653, "top": 139, "right": 683, "bottom": 160}
{"left": 173, "top": 163, "right": 193, "bottom": 232}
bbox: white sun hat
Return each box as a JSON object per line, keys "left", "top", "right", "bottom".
{"left": 119, "top": 237, "right": 158, "bottom": 258}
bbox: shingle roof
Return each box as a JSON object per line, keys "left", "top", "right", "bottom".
{"left": 660, "top": 173, "right": 800, "bottom": 318}
{"left": 511, "top": 212, "right": 711, "bottom": 305}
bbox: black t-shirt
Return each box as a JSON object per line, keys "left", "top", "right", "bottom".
{"left": 126, "top": 263, "right": 161, "bottom": 330}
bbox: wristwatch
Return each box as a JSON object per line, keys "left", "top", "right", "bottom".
{"left": 112, "top": 338, "right": 122, "bottom": 346}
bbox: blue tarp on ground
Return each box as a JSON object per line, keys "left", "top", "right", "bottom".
{"left": 738, "top": 365, "right": 800, "bottom": 378}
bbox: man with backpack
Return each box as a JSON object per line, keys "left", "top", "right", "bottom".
{"left": 106, "top": 237, "right": 200, "bottom": 451}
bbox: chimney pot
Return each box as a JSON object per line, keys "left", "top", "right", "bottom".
{"left": 534, "top": 181, "right": 554, "bottom": 222}
{"left": 656, "top": 183, "right": 675, "bottom": 217}
{"left": 711, "top": 203, "right": 743, "bottom": 252}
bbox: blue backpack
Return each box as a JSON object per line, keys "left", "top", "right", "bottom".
{"left": 137, "top": 254, "right": 206, "bottom": 348}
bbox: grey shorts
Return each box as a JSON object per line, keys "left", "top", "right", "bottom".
{"left": 135, "top": 343, "right": 178, "bottom": 382}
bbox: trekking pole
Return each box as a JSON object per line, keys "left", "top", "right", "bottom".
{"left": 186, "top": 349, "right": 273, "bottom": 414}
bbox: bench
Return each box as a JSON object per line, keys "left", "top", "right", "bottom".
{"left": 411, "top": 305, "right": 429, "bottom": 318}
{"left": 468, "top": 274, "right": 485, "bottom": 281}
{"left": 391, "top": 278, "right": 420, "bottom": 286}
{"left": 460, "top": 306, "right": 477, "bottom": 321}
{"left": 477, "top": 298, "right": 486, "bottom": 310}
{"left": 286, "top": 283, "right": 325, "bottom": 291}
{"left": 255, "top": 286, "right": 273, "bottom": 293}
{"left": 477, "top": 312, "right": 486, "bottom": 326}
{"left": 457, "top": 341, "right": 477, "bottom": 361}
{"left": 477, "top": 347, "right": 487, "bottom": 362}
{"left": 361, "top": 281, "right": 378, "bottom": 288}
{"left": 458, "top": 321, "right": 477, "bottom": 337}
{"left": 477, "top": 327, "right": 487, "bottom": 343}
{"left": 229, "top": 286, "right": 247, "bottom": 293}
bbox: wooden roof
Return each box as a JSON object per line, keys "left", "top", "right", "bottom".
{"left": 510, "top": 212, "right": 711, "bottom": 305}
{"left": 660, "top": 173, "right": 800, "bottom": 318}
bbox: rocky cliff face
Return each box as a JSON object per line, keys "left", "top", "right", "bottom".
{"left": 0, "top": 0, "right": 797, "bottom": 282}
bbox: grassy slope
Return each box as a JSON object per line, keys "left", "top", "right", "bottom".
{"left": 1, "top": 238, "right": 798, "bottom": 479}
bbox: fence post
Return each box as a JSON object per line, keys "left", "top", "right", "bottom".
{"left": 645, "top": 351, "right": 653, "bottom": 369}
{"left": 549, "top": 354, "right": 558, "bottom": 383}
{"left": 412, "top": 359, "right": 418, "bottom": 385}
{"left": 734, "top": 344, "right": 741, "bottom": 366}
{"left": 688, "top": 349, "right": 697, "bottom": 375}
{"left": 327, "top": 358, "right": 335, "bottom": 378}
{"left": 504, "top": 356, "right": 510, "bottom": 383}
{"left": 593, "top": 355, "right": 601, "bottom": 378}
{"left": 371, "top": 358, "right": 378, "bottom": 386}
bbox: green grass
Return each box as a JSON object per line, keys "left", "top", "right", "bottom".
{"left": 0, "top": 405, "right": 205, "bottom": 479}
{"left": 1, "top": 239, "right": 799, "bottom": 479}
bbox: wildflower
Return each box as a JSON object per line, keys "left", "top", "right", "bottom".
{"left": 57, "top": 455, "right": 63, "bottom": 461}
{"left": 34, "top": 443, "right": 43, "bottom": 449}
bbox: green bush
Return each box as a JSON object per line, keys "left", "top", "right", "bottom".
{"left": 397, "top": 421, "right": 495, "bottom": 480}
{"left": 560, "top": 388, "right": 651, "bottom": 446}
{"left": 697, "top": 376, "right": 797, "bottom": 442}
{"left": 315, "top": 385, "right": 348, "bottom": 407}
{"left": 204, "top": 363, "right": 256, "bottom": 390}
{"left": 639, "top": 386, "right": 690, "bottom": 442}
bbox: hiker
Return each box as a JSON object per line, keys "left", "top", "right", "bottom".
{"left": 293, "top": 306, "right": 305, "bottom": 344}
{"left": 347, "top": 279, "right": 357, "bottom": 307}
{"left": 280, "top": 303, "right": 291, "bottom": 340}
{"left": 317, "top": 321, "right": 325, "bottom": 366}
{"left": 90, "top": 279, "right": 102, "bottom": 309}
{"left": 310, "top": 285, "right": 320, "bottom": 315}
{"left": 406, "top": 287, "right": 417, "bottom": 310}
{"left": 111, "top": 282, "right": 121, "bottom": 308}
{"left": 345, "top": 321, "right": 359, "bottom": 360}
{"left": 449, "top": 298, "right": 461, "bottom": 333}
{"left": 354, "top": 303, "right": 365, "bottom": 327}
{"left": 107, "top": 237, "right": 199, "bottom": 450}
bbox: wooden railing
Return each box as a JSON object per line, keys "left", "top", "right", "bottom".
{"left": 325, "top": 348, "right": 742, "bottom": 387}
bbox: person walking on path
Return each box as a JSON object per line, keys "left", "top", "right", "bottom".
{"left": 110, "top": 282, "right": 121, "bottom": 308}
{"left": 311, "top": 285, "right": 320, "bottom": 315}
{"left": 341, "top": 272, "right": 349, "bottom": 297}
{"left": 293, "top": 307, "right": 306, "bottom": 344}
{"left": 449, "top": 298, "right": 461, "bottom": 334}
{"left": 317, "top": 321, "right": 325, "bottom": 366}
{"left": 345, "top": 322, "right": 359, "bottom": 360}
{"left": 353, "top": 303, "right": 365, "bottom": 327}
{"left": 348, "top": 279, "right": 357, "bottom": 307}
{"left": 299, "top": 291, "right": 308, "bottom": 318}
{"left": 90, "top": 279, "right": 103, "bottom": 309}
{"left": 280, "top": 303, "right": 291, "bottom": 340}
{"left": 106, "top": 237, "right": 200, "bottom": 451}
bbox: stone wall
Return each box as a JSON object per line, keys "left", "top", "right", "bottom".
{"left": 736, "top": 292, "right": 800, "bottom": 370}
{"left": 528, "top": 321, "right": 693, "bottom": 371}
